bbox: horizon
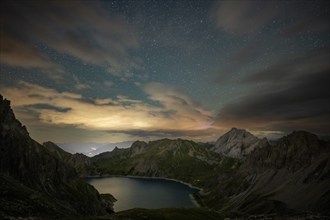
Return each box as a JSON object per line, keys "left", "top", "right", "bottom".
{"left": 1, "top": 0, "right": 329, "bottom": 146}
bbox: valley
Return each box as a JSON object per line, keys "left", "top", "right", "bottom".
{"left": 1, "top": 95, "right": 329, "bottom": 219}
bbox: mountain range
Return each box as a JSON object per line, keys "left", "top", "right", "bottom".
{"left": 57, "top": 141, "right": 133, "bottom": 157}
{"left": 1, "top": 94, "right": 329, "bottom": 219}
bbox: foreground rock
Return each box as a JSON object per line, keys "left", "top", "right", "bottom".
{"left": 0, "top": 95, "right": 113, "bottom": 219}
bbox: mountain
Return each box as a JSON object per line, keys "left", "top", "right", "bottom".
{"left": 43, "top": 141, "right": 72, "bottom": 160}
{"left": 89, "top": 128, "right": 330, "bottom": 217}
{"left": 211, "top": 128, "right": 269, "bottom": 159}
{"left": 57, "top": 141, "right": 133, "bottom": 156}
{"left": 43, "top": 141, "right": 98, "bottom": 176}
{"left": 0, "top": 95, "right": 114, "bottom": 219}
{"left": 204, "top": 131, "right": 330, "bottom": 215}
{"left": 93, "top": 139, "right": 240, "bottom": 188}
{"left": 2, "top": 93, "right": 328, "bottom": 218}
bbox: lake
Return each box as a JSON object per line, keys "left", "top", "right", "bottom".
{"left": 86, "top": 176, "right": 199, "bottom": 212}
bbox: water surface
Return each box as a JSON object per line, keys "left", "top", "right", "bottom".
{"left": 86, "top": 176, "right": 199, "bottom": 211}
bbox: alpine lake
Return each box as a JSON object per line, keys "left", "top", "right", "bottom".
{"left": 86, "top": 176, "right": 199, "bottom": 212}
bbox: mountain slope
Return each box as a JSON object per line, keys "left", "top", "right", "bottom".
{"left": 43, "top": 141, "right": 98, "bottom": 177}
{"left": 93, "top": 139, "right": 240, "bottom": 188}
{"left": 0, "top": 95, "right": 113, "bottom": 219}
{"left": 204, "top": 131, "right": 330, "bottom": 215}
{"left": 90, "top": 128, "right": 330, "bottom": 216}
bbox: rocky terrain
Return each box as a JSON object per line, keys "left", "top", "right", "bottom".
{"left": 0, "top": 95, "right": 114, "bottom": 219}
{"left": 203, "top": 130, "right": 330, "bottom": 216}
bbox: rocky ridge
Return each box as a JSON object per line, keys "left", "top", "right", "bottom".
{"left": 43, "top": 141, "right": 98, "bottom": 177}
{"left": 0, "top": 95, "right": 114, "bottom": 219}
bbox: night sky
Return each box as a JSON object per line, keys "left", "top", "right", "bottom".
{"left": 1, "top": 0, "right": 329, "bottom": 144}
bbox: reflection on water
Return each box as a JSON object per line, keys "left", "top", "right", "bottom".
{"left": 86, "top": 176, "right": 199, "bottom": 212}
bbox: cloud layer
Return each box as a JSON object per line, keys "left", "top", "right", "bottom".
{"left": 2, "top": 81, "right": 214, "bottom": 138}
{"left": 215, "top": 48, "right": 330, "bottom": 134}
{"left": 212, "top": 1, "right": 330, "bottom": 34}
{"left": 1, "top": 0, "right": 139, "bottom": 78}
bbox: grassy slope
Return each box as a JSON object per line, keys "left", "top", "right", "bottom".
{"left": 93, "top": 139, "right": 240, "bottom": 188}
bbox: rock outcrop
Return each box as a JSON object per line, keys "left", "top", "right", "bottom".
{"left": 0, "top": 95, "right": 113, "bottom": 219}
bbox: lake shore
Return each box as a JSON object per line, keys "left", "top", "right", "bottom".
{"left": 85, "top": 174, "right": 202, "bottom": 190}
{"left": 85, "top": 174, "right": 204, "bottom": 207}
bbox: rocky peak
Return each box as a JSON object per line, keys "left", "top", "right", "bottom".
{"left": 0, "top": 95, "right": 29, "bottom": 137}
{"left": 246, "top": 130, "right": 329, "bottom": 171}
{"left": 212, "top": 128, "right": 266, "bottom": 159}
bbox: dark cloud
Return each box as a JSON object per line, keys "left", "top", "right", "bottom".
{"left": 215, "top": 48, "right": 330, "bottom": 134}
{"left": 211, "top": 0, "right": 330, "bottom": 35}
{"left": 0, "top": 33, "right": 66, "bottom": 80}
{"left": 211, "top": 0, "right": 280, "bottom": 33}
{"left": 106, "top": 127, "right": 221, "bottom": 140}
{"left": 0, "top": 0, "right": 139, "bottom": 77}
{"left": 281, "top": 17, "right": 330, "bottom": 36}
{"left": 214, "top": 45, "right": 259, "bottom": 82}
{"left": 245, "top": 47, "right": 330, "bottom": 84}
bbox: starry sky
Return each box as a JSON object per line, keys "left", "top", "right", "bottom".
{"left": 1, "top": 0, "right": 329, "bottom": 144}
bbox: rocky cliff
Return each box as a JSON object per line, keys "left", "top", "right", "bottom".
{"left": 0, "top": 95, "right": 113, "bottom": 219}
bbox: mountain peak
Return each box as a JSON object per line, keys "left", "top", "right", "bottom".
{"left": 211, "top": 128, "right": 267, "bottom": 159}
{"left": 287, "top": 130, "right": 319, "bottom": 140}
{"left": 229, "top": 127, "right": 246, "bottom": 132}
{"left": 0, "top": 94, "right": 29, "bottom": 137}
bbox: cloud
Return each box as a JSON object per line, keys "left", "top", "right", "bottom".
{"left": 0, "top": 33, "right": 65, "bottom": 80}
{"left": 211, "top": 1, "right": 280, "bottom": 33}
{"left": 73, "top": 75, "right": 91, "bottom": 90}
{"left": 103, "top": 81, "right": 114, "bottom": 88}
{"left": 144, "top": 82, "right": 212, "bottom": 126}
{"left": 215, "top": 48, "right": 330, "bottom": 134}
{"left": 281, "top": 17, "right": 330, "bottom": 36}
{"left": 1, "top": 81, "right": 215, "bottom": 139}
{"left": 214, "top": 45, "right": 259, "bottom": 82}
{"left": 211, "top": 1, "right": 330, "bottom": 35}
{"left": 1, "top": 0, "right": 139, "bottom": 78}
